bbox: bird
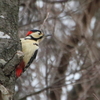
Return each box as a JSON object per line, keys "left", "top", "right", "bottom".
{"left": 15, "top": 30, "right": 44, "bottom": 77}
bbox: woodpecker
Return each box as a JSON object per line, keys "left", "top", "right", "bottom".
{"left": 16, "top": 30, "right": 44, "bottom": 77}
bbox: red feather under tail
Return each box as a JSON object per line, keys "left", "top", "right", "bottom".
{"left": 16, "top": 61, "right": 25, "bottom": 77}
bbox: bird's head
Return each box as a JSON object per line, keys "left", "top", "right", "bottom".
{"left": 26, "top": 30, "right": 44, "bottom": 42}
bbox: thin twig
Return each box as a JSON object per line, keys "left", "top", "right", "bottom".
{"left": 93, "top": 93, "right": 99, "bottom": 100}
{"left": 19, "top": 85, "right": 52, "bottom": 100}
{"left": 40, "top": 12, "right": 49, "bottom": 29}
{"left": 43, "top": 12, "right": 49, "bottom": 25}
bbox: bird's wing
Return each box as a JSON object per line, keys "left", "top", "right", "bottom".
{"left": 25, "top": 49, "right": 38, "bottom": 70}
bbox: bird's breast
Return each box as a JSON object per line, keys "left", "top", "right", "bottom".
{"left": 21, "top": 39, "right": 39, "bottom": 65}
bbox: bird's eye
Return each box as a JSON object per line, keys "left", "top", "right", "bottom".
{"left": 38, "top": 32, "right": 42, "bottom": 35}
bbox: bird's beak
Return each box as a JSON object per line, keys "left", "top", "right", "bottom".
{"left": 45, "top": 34, "right": 52, "bottom": 37}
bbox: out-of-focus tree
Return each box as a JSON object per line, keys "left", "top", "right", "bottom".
{"left": 15, "top": 0, "right": 100, "bottom": 100}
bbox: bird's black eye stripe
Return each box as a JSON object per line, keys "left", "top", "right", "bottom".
{"left": 30, "top": 35, "right": 44, "bottom": 41}
{"left": 30, "top": 35, "right": 38, "bottom": 41}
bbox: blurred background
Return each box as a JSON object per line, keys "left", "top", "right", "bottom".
{"left": 15, "top": 0, "right": 100, "bottom": 100}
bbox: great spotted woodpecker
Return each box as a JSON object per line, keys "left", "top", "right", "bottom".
{"left": 16, "top": 30, "right": 44, "bottom": 77}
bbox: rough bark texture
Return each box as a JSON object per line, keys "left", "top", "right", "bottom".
{"left": 0, "top": 0, "right": 21, "bottom": 100}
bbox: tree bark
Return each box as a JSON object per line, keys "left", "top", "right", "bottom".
{"left": 0, "top": 0, "right": 22, "bottom": 100}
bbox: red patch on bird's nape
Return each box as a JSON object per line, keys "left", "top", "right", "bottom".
{"left": 16, "top": 61, "right": 25, "bottom": 77}
{"left": 26, "top": 31, "right": 33, "bottom": 36}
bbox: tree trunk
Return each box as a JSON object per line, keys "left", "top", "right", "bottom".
{"left": 0, "top": 0, "right": 22, "bottom": 100}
